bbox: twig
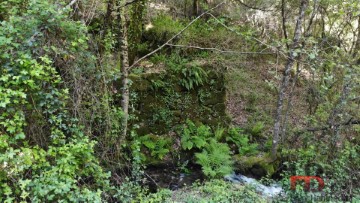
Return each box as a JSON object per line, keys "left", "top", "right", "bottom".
{"left": 206, "top": 12, "right": 289, "bottom": 60}
{"left": 121, "top": 0, "right": 143, "bottom": 8}
{"left": 234, "top": 0, "right": 274, "bottom": 12}
{"left": 144, "top": 172, "right": 159, "bottom": 188}
{"left": 67, "top": 0, "right": 78, "bottom": 8}
{"left": 129, "top": 1, "right": 226, "bottom": 69}
{"left": 165, "top": 43, "right": 275, "bottom": 55}
{"left": 295, "top": 118, "right": 360, "bottom": 135}
{"left": 206, "top": 12, "right": 317, "bottom": 68}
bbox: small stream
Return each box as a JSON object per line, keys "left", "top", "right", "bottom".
{"left": 144, "top": 166, "right": 283, "bottom": 197}
{"left": 224, "top": 173, "right": 283, "bottom": 197}
{"left": 144, "top": 165, "right": 205, "bottom": 192}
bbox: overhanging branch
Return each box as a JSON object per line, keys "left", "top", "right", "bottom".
{"left": 295, "top": 118, "right": 360, "bottom": 135}
{"left": 234, "top": 0, "right": 273, "bottom": 12}
{"left": 165, "top": 43, "right": 275, "bottom": 55}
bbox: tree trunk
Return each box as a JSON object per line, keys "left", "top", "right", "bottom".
{"left": 120, "top": 1, "right": 130, "bottom": 138}
{"left": 128, "top": 0, "right": 145, "bottom": 64}
{"left": 281, "top": 0, "right": 318, "bottom": 140}
{"left": 281, "top": 61, "right": 301, "bottom": 141}
{"left": 192, "top": 0, "right": 198, "bottom": 17}
{"left": 352, "top": 16, "right": 360, "bottom": 58}
{"left": 281, "top": 0, "right": 289, "bottom": 49}
{"left": 100, "top": 0, "right": 114, "bottom": 53}
{"left": 271, "top": 0, "right": 308, "bottom": 160}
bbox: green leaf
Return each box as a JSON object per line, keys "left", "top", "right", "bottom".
{"left": 193, "top": 136, "right": 206, "bottom": 149}
{"left": 182, "top": 141, "right": 193, "bottom": 150}
{"left": 309, "top": 53, "right": 316, "bottom": 59}
{"left": 15, "top": 132, "right": 25, "bottom": 140}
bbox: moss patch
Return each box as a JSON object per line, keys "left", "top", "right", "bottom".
{"left": 234, "top": 153, "right": 277, "bottom": 177}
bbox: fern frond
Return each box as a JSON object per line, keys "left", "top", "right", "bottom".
{"left": 193, "top": 136, "right": 207, "bottom": 149}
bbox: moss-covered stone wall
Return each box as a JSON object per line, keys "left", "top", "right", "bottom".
{"left": 128, "top": 67, "right": 230, "bottom": 135}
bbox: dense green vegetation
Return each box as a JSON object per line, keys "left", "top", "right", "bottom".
{"left": 1, "top": 0, "right": 360, "bottom": 202}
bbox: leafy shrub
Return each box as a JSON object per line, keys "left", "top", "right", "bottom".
{"left": 279, "top": 142, "right": 360, "bottom": 202}
{"left": 179, "top": 18, "right": 250, "bottom": 54}
{"left": 151, "top": 79, "right": 166, "bottom": 91}
{"left": 0, "top": 56, "right": 109, "bottom": 202}
{"left": 113, "top": 178, "right": 172, "bottom": 203}
{"left": 167, "top": 179, "right": 266, "bottom": 203}
{"left": 0, "top": 2, "right": 110, "bottom": 201}
{"left": 145, "top": 14, "right": 184, "bottom": 46}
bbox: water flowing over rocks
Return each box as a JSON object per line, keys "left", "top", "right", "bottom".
{"left": 224, "top": 173, "right": 283, "bottom": 198}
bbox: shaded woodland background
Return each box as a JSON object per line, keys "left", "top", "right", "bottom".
{"left": 1, "top": 0, "right": 360, "bottom": 202}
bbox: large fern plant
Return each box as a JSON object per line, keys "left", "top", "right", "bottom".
{"left": 180, "top": 120, "right": 234, "bottom": 178}
{"left": 195, "top": 139, "right": 234, "bottom": 178}
{"left": 226, "top": 127, "right": 258, "bottom": 156}
{"left": 181, "top": 119, "right": 212, "bottom": 150}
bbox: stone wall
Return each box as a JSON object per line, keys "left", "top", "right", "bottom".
{"left": 128, "top": 67, "right": 230, "bottom": 135}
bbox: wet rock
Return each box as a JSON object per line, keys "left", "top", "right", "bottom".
{"left": 233, "top": 153, "right": 277, "bottom": 178}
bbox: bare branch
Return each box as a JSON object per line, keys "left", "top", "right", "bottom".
{"left": 206, "top": 13, "right": 288, "bottom": 59}
{"left": 207, "top": 11, "right": 333, "bottom": 70}
{"left": 281, "top": 0, "right": 289, "bottom": 49}
{"left": 66, "top": 0, "right": 78, "bottom": 8}
{"left": 295, "top": 118, "right": 360, "bottom": 135}
{"left": 234, "top": 0, "right": 273, "bottom": 12}
{"left": 120, "top": 0, "right": 143, "bottom": 8}
{"left": 305, "top": 0, "right": 319, "bottom": 36}
{"left": 165, "top": 43, "right": 275, "bottom": 55}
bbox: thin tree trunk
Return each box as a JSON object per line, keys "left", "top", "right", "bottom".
{"left": 281, "top": 0, "right": 289, "bottom": 49}
{"left": 120, "top": 1, "right": 130, "bottom": 138}
{"left": 281, "top": 61, "right": 301, "bottom": 141}
{"left": 184, "top": 0, "right": 188, "bottom": 17}
{"left": 271, "top": 0, "right": 308, "bottom": 160}
{"left": 281, "top": 0, "right": 318, "bottom": 140}
{"left": 352, "top": 16, "right": 360, "bottom": 58}
{"left": 101, "top": 0, "right": 114, "bottom": 53}
{"left": 192, "top": 0, "right": 198, "bottom": 17}
{"left": 327, "top": 83, "right": 351, "bottom": 149}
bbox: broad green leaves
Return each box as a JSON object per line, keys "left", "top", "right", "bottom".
{"left": 0, "top": 0, "right": 110, "bottom": 201}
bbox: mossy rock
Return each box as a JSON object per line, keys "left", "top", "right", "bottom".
{"left": 142, "top": 155, "right": 169, "bottom": 166}
{"left": 233, "top": 154, "right": 277, "bottom": 178}
{"left": 207, "top": 70, "right": 221, "bottom": 80}
{"left": 129, "top": 74, "right": 152, "bottom": 91}
{"left": 136, "top": 123, "right": 152, "bottom": 135}
{"left": 142, "top": 72, "right": 163, "bottom": 80}
{"left": 213, "top": 103, "right": 226, "bottom": 113}
{"left": 202, "top": 93, "right": 225, "bottom": 105}
{"left": 202, "top": 117, "right": 222, "bottom": 126}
